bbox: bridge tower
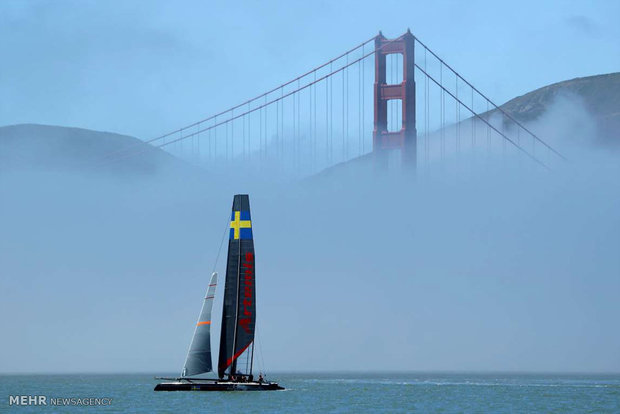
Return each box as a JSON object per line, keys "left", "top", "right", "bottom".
{"left": 373, "top": 30, "right": 417, "bottom": 169}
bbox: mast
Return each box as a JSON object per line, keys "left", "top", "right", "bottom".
{"left": 249, "top": 339, "right": 255, "bottom": 376}
{"left": 230, "top": 232, "right": 242, "bottom": 376}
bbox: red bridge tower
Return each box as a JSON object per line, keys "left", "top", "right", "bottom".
{"left": 373, "top": 30, "right": 417, "bottom": 168}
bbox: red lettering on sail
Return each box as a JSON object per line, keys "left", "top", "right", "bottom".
{"left": 239, "top": 318, "right": 251, "bottom": 334}
{"left": 238, "top": 249, "right": 254, "bottom": 334}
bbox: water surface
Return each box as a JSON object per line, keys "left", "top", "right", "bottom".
{"left": 1, "top": 372, "right": 618, "bottom": 412}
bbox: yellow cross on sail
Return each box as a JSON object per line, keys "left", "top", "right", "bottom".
{"left": 230, "top": 211, "right": 252, "bottom": 239}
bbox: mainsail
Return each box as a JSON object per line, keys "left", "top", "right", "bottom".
{"left": 218, "top": 194, "right": 256, "bottom": 378}
{"left": 182, "top": 272, "right": 218, "bottom": 377}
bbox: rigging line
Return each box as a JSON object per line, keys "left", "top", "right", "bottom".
{"left": 502, "top": 111, "right": 506, "bottom": 157}
{"left": 330, "top": 62, "right": 333, "bottom": 163}
{"left": 298, "top": 80, "right": 302, "bottom": 172}
{"left": 256, "top": 326, "right": 267, "bottom": 376}
{"left": 424, "top": 49, "right": 428, "bottom": 166}
{"left": 456, "top": 76, "right": 459, "bottom": 153}
{"left": 242, "top": 106, "right": 245, "bottom": 161}
{"left": 264, "top": 95, "right": 267, "bottom": 162}
{"left": 232, "top": 109, "right": 235, "bottom": 160}
{"left": 414, "top": 62, "right": 550, "bottom": 170}
{"left": 314, "top": 71, "right": 317, "bottom": 171}
{"left": 299, "top": 86, "right": 302, "bottom": 173}
{"left": 342, "top": 62, "right": 345, "bottom": 161}
{"left": 177, "top": 130, "right": 181, "bottom": 157}
{"left": 325, "top": 68, "right": 329, "bottom": 164}
{"left": 211, "top": 213, "right": 231, "bottom": 275}
{"left": 197, "top": 123, "right": 201, "bottom": 163}
{"left": 413, "top": 36, "right": 566, "bottom": 161}
{"left": 423, "top": 66, "right": 426, "bottom": 165}
{"left": 487, "top": 100, "right": 490, "bottom": 155}
{"left": 471, "top": 88, "right": 475, "bottom": 146}
{"left": 345, "top": 53, "right": 348, "bottom": 161}
{"left": 426, "top": 66, "right": 429, "bottom": 165}
{"left": 424, "top": 59, "right": 431, "bottom": 164}
{"left": 361, "top": 42, "right": 366, "bottom": 154}
{"left": 281, "top": 86, "right": 284, "bottom": 165}
{"left": 346, "top": 53, "right": 350, "bottom": 160}
{"left": 358, "top": 54, "right": 361, "bottom": 156}
{"left": 440, "top": 61, "right": 444, "bottom": 160}
{"left": 276, "top": 93, "right": 279, "bottom": 160}
{"left": 442, "top": 66, "right": 446, "bottom": 158}
{"left": 309, "top": 74, "right": 313, "bottom": 170}
{"left": 293, "top": 80, "right": 297, "bottom": 172}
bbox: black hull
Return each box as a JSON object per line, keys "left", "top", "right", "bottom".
{"left": 154, "top": 381, "right": 283, "bottom": 392}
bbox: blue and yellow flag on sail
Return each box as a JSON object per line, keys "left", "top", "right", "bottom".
{"left": 229, "top": 210, "right": 252, "bottom": 240}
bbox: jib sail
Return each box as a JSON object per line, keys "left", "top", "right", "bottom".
{"left": 182, "top": 272, "right": 218, "bottom": 377}
{"left": 218, "top": 194, "right": 256, "bottom": 379}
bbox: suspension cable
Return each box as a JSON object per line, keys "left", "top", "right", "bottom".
{"left": 413, "top": 36, "right": 566, "bottom": 161}
{"left": 94, "top": 35, "right": 412, "bottom": 166}
{"left": 415, "top": 62, "right": 550, "bottom": 170}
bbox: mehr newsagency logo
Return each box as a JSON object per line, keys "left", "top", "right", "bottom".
{"left": 9, "top": 395, "right": 112, "bottom": 407}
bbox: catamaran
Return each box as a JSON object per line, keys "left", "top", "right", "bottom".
{"left": 155, "top": 194, "right": 283, "bottom": 391}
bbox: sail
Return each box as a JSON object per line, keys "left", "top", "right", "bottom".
{"left": 218, "top": 194, "right": 256, "bottom": 378}
{"left": 182, "top": 272, "right": 218, "bottom": 377}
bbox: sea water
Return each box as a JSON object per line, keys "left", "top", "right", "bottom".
{"left": 1, "top": 372, "right": 619, "bottom": 413}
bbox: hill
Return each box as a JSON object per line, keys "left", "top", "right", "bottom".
{"left": 492, "top": 72, "right": 620, "bottom": 145}
{"left": 0, "top": 123, "right": 190, "bottom": 174}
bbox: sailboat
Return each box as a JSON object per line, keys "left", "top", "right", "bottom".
{"left": 154, "top": 194, "right": 283, "bottom": 391}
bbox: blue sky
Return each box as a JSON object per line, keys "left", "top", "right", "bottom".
{"left": 1, "top": 0, "right": 618, "bottom": 140}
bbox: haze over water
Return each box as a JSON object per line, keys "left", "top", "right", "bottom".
{"left": 2, "top": 128, "right": 619, "bottom": 375}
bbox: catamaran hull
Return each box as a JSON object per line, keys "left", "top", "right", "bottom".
{"left": 154, "top": 381, "right": 284, "bottom": 391}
